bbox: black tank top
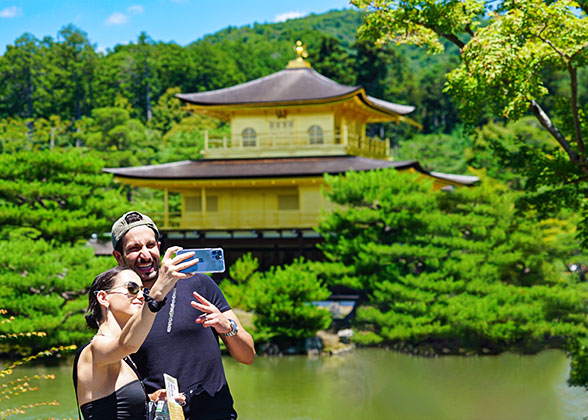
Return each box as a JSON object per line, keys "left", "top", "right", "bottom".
{"left": 79, "top": 379, "right": 146, "bottom": 420}
{"left": 73, "top": 343, "right": 148, "bottom": 420}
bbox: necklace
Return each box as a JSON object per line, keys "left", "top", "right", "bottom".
{"left": 166, "top": 285, "right": 177, "bottom": 333}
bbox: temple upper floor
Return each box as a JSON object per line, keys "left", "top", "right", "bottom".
{"left": 176, "top": 49, "right": 416, "bottom": 160}
{"left": 201, "top": 106, "right": 391, "bottom": 159}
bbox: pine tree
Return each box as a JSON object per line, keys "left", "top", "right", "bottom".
{"left": 317, "top": 169, "right": 588, "bottom": 353}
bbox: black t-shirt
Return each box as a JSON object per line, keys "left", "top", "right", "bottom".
{"left": 131, "top": 274, "right": 236, "bottom": 419}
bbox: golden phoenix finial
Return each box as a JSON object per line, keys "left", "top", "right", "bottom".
{"left": 294, "top": 40, "right": 308, "bottom": 59}
{"left": 286, "top": 40, "right": 311, "bottom": 69}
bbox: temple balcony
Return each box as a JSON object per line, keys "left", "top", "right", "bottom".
{"left": 149, "top": 209, "right": 322, "bottom": 231}
{"left": 201, "top": 129, "right": 390, "bottom": 160}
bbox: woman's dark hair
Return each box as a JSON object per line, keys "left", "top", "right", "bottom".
{"left": 85, "top": 266, "right": 132, "bottom": 329}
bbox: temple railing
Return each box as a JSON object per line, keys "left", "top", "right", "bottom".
{"left": 151, "top": 209, "right": 321, "bottom": 231}
{"left": 202, "top": 129, "right": 389, "bottom": 160}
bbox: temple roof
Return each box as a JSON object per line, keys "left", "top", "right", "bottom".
{"left": 176, "top": 67, "right": 414, "bottom": 116}
{"left": 104, "top": 156, "right": 478, "bottom": 185}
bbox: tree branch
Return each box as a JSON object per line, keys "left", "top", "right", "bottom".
{"left": 533, "top": 26, "right": 568, "bottom": 60}
{"left": 431, "top": 28, "right": 466, "bottom": 49}
{"left": 464, "top": 23, "right": 475, "bottom": 38}
{"left": 529, "top": 100, "right": 588, "bottom": 175}
{"left": 564, "top": 176, "right": 588, "bottom": 186}
{"left": 568, "top": 64, "right": 585, "bottom": 160}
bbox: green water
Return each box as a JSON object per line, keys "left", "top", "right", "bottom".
{"left": 3, "top": 349, "right": 588, "bottom": 419}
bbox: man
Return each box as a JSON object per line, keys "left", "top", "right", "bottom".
{"left": 111, "top": 211, "right": 255, "bottom": 420}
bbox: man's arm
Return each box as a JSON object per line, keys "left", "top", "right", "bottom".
{"left": 192, "top": 292, "right": 256, "bottom": 364}
{"left": 218, "top": 309, "right": 255, "bottom": 364}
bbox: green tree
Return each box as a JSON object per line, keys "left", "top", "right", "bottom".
{"left": 0, "top": 148, "right": 126, "bottom": 244}
{"left": 0, "top": 34, "right": 44, "bottom": 118}
{"left": 157, "top": 114, "right": 228, "bottom": 163}
{"left": 220, "top": 252, "right": 260, "bottom": 311}
{"left": 32, "top": 115, "right": 71, "bottom": 149}
{"left": 352, "top": 0, "right": 588, "bottom": 240}
{"left": 308, "top": 36, "right": 356, "bottom": 85}
{"left": 48, "top": 25, "right": 98, "bottom": 120}
{"left": 317, "top": 169, "right": 588, "bottom": 353}
{"left": 0, "top": 118, "right": 29, "bottom": 153}
{"left": 81, "top": 107, "right": 161, "bottom": 167}
{"left": 0, "top": 149, "right": 124, "bottom": 351}
{"left": 392, "top": 128, "right": 471, "bottom": 174}
{"left": 0, "top": 235, "right": 113, "bottom": 351}
{"left": 249, "top": 259, "right": 332, "bottom": 345}
{"left": 150, "top": 87, "right": 191, "bottom": 134}
{"left": 187, "top": 42, "right": 246, "bottom": 91}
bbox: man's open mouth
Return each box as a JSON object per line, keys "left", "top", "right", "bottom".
{"left": 136, "top": 262, "right": 154, "bottom": 273}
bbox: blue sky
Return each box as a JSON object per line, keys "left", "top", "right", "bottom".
{"left": 0, "top": 0, "right": 352, "bottom": 54}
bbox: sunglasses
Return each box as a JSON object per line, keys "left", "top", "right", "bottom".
{"left": 103, "top": 281, "right": 145, "bottom": 296}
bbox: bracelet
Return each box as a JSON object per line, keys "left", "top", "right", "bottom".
{"left": 143, "top": 288, "right": 167, "bottom": 312}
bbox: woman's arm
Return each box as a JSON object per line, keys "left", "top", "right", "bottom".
{"left": 92, "top": 247, "right": 196, "bottom": 366}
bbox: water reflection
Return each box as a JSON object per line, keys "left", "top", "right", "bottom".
{"left": 3, "top": 349, "right": 588, "bottom": 419}
{"left": 225, "top": 349, "right": 588, "bottom": 420}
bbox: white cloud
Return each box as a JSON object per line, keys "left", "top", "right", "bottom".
{"left": 105, "top": 12, "right": 128, "bottom": 26}
{"left": 274, "top": 11, "right": 305, "bottom": 22}
{"left": 96, "top": 45, "right": 107, "bottom": 54}
{"left": 128, "top": 5, "right": 144, "bottom": 15}
{"left": 0, "top": 6, "right": 22, "bottom": 18}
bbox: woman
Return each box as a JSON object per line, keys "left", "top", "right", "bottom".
{"left": 74, "top": 257, "right": 190, "bottom": 419}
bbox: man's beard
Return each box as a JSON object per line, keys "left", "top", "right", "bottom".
{"left": 123, "top": 256, "right": 159, "bottom": 284}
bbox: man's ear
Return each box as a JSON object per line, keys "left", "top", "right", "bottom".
{"left": 113, "top": 250, "right": 124, "bottom": 266}
{"left": 158, "top": 241, "right": 161, "bottom": 250}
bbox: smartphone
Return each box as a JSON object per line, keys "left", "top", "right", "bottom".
{"left": 177, "top": 248, "right": 226, "bottom": 273}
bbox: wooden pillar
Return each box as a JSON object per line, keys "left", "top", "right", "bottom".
{"left": 361, "top": 123, "right": 366, "bottom": 150}
{"left": 204, "top": 130, "right": 209, "bottom": 151}
{"left": 164, "top": 188, "right": 169, "bottom": 227}
{"left": 201, "top": 187, "right": 207, "bottom": 227}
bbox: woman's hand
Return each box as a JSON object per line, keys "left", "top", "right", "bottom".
{"left": 148, "top": 389, "right": 186, "bottom": 406}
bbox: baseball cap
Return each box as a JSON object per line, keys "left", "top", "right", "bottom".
{"left": 111, "top": 211, "right": 160, "bottom": 251}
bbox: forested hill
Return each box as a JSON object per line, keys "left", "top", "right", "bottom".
{"left": 198, "top": 9, "right": 362, "bottom": 49}
{"left": 0, "top": 8, "right": 460, "bottom": 137}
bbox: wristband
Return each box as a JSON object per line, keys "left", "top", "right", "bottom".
{"left": 143, "top": 288, "right": 167, "bottom": 312}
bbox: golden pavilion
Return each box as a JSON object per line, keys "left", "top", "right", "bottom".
{"left": 104, "top": 42, "right": 478, "bottom": 268}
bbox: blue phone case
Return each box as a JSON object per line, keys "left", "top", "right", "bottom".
{"left": 177, "top": 248, "right": 226, "bottom": 273}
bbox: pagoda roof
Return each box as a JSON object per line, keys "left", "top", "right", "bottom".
{"left": 176, "top": 67, "right": 414, "bottom": 117}
{"left": 104, "top": 156, "right": 478, "bottom": 185}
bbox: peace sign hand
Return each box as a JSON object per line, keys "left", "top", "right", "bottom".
{"left": 191, "top": 291, "right": 233, "bottom": 335}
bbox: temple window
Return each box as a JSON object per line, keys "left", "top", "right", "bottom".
{"left": 308, "top": 125, "right": 324, "bottom": 144}
{"left": 242, "top": 128, "right": 257, "bottom": 147}
{"left": 207, "top": 196, "right": 218, "bottom": 212}
{"left": 185, "top": 196, "right": 202, "bottom": 212}
{"left": 278, "top": 194, "right": 299, "bottom": 210}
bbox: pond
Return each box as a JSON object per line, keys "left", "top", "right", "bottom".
{"left": 3, "top": 348, "right": 588, "bottom": 419}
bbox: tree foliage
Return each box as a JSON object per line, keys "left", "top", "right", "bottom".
{"left": 0, "top": 149, "right": 126, "bottom": 244}
{"left": 249, "top": 259, "right": 332, "bottom": 344}
{"left": 0, "top": 149, "right": 124, "bottom": 350}
{"left": 220, "top": 252, "right": 261, "bottom": 311}
{"left": 0, "top": 235, "right": 113, "bottom": 351}
{"left": 317, "top": 169, "right": 588, "bottom": 352}
{"left": 0, "top": 9, "right": 463, "bottom": 139}
{"left": 352, "top": 0, "right": 588, "bottom": 243}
